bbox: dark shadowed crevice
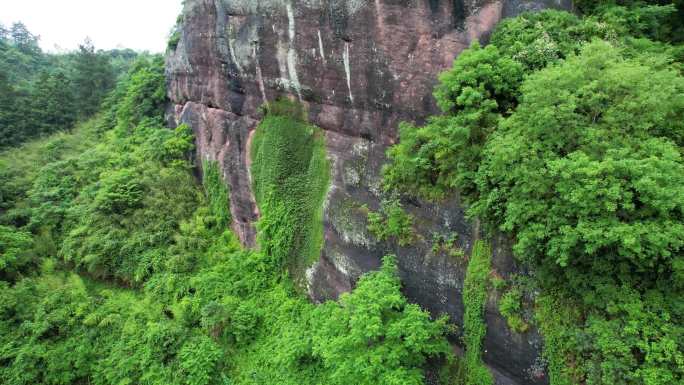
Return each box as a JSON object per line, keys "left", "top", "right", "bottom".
{"left": 453, "top": 0, "right": 466, "bottom": 29}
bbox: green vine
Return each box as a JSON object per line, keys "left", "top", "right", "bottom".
{"left": 202, "top": 160, "right": 231, "bottom": 229}
{"left": 462, "top": 240, "right": 494, "bottom": 385}
{"left": 250, "top": 99, "right": 330, "bottom": 281}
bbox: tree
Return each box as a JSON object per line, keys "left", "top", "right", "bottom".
{"left": 106, "top": 48, "right": 142, "bottom": 79}
{"left": 0, "top": 71, "right": 31, "bottom": 147}
{"left": 0, "top": 23, "right": 8, "bottom": 42}
{"left": 72, "top": 38, "right": 115, "bottom": 117}
{"left": 0, "top": 72, "right": 19, "bottom": 146}
{"left": 489, "top": 10, "right": 611, "bottom": 71}
{"left": 10, "top": 22, "right": 40, "bottom": 54}
{"left": 32, "top": 71, "right": 77, "bottom": 136}
{"left": 0, "top": 22, "right": 45, "bottom": 86}
{"left": 0, "top": 25, "right": 122, "bottom": 149}
{"left": 383, "top": 43, "right": 523, "bottom": 200}
{"left": 474, "top": 41, "right": 684, "bottom": 287}
{"left": 113, "top": 56, "right": 167, "bottom": 130}
{"left": 573, "top": 0, "right": 684, "bottom": 42}
{"left": 0, "top": 225, "right": 34, "bottom": 282}
{"left": 311, "top": 256, "right": 452, "bottom": 385}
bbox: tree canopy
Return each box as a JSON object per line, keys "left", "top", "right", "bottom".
{"left": 384, "top": 4, "right": 684, "bottom": 384}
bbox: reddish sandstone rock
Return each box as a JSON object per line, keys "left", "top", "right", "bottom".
{"left": 166, "top": 1, "right": 572, "bottom": 383}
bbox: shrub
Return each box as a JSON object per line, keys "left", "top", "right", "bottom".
{"left": 94, "top": 168, "right": 145, "bottom": 214}
{"left": 113, "top": 57, "right": 167, "bottom": 132}
{"left": 384, "top": 43, "right": 523, "bottom": 201}
{"left": 0, "top": 225, "right": 34, "bottom": 282}
{"left": 366, "top": 199, "right": 416, "bottom": 247}
{"left": 167, "top": 31, "right": 181, "bottom": 51}
{"left": 178, "top": 335, "right": 222, "bottom": 385}
{"left": 498, "top": 288, "right": 529, "bottom": 333}
{"left": 311, "top": 255, "right": 452, "bottom": 385}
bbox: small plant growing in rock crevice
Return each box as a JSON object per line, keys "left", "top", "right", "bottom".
{"left": 167, "top": 31, "right": 181, "bottom": 51}
{"left": 432, "top": 232, "right": 465, "bottom": 259}
{"left": 491, "top": 275, "right": 531, "bottom": 334}
{"left": 365, "top": 198, "right": 416, "bottom": 247}
{"left": 167, "top": 9, "right": 185, "bottom": 52}
{"left": 498, "top": 287, "right": 529, "bottom": 334}
{"left": 490, "top": 274, "right": 507, "bottom": 292}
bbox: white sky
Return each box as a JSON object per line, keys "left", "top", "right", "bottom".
{"left": 0, "top": 0, "right": 184, "bottom": 52}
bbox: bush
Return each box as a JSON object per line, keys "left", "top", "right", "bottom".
{"left": 113, "top": 57, "right": 167, "bottom": 132}
{"left": 498, "top": 288, "right": 529, "bottom": 333}
{"left": 178, "top": 335, "right": 222, "bottom": 385}
{"left": 311, "top": 256, "right": 452, "bottom": 385}
{"left": 0, "top": 225, "right": 34, "bottom": 282}
{"left": 474, "top": 41, "right": 684, "bottom": 281}
{"left": 366, "top": 199, "right": 415, "bottom": 246}
{"left": 167, "top": 31, "right": 181, "bottom": 51}
{"left": 94, "top": 168, "right": 145, "bottom": 214}
{"left": 384, "top": 43, "right": 523, "bottom": 200}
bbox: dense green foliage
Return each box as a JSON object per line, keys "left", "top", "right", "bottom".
{"left": 385, "top": 3, "right": 684, "bottom": 384}
{"left": 10, "top": 56, "right": 200, "bottom": 286}
{"left": 5, "top": 2, "right": 683, "bottom": 384}
{"left": 573, "top": 1, "right": 684, "bottom": 43}
{"left": 202, "top": 161, "right": 232, "bottom": 229}
{"left": 71, "top": 40, "right": 117, "bottom": 117}
{"left": 480, "top": 42, "right": 684, "bottom": 384}
{"left": 0, "top": 23, "right": 139, "bottom": 148}
{"left": 384, "top": 42, "right": 523, "bottom": 200}
{"left": 311, "top": 255, "right": 452, "bottom": 385}
{"left": 0, "top": 225, "right": 33, "bottom": 282}
{"left": 474, "top": 41, "right": 684, "bottom": 280}
{"left": 0, "top": 55, "right": 453, "bottom": 385}
{"left": 488, "top": 10, "right": 611, "bottom": 71}
{"left": 461, "top": 241, "right": 493, "bottom": 385}
{"left": 251, "top": 99, "right": 330, "bottom": 281}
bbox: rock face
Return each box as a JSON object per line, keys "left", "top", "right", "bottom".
{"left": 166, "top": 0, "right": 572, "bottom": 384}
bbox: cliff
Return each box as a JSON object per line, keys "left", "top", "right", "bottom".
{"left": 166, "top": 1, "right": 572, "bottom": 384}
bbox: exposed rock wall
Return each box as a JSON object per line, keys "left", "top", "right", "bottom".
{"left": 166, "top": 0, "right": 572, "bottom": 383}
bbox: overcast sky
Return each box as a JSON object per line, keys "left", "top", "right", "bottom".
{"left": 0, "top": 0, "right": 183, "bottom": 52}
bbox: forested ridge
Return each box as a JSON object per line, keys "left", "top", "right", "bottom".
{"left": 1, "top": 1, "right": 684, "bottom": 385}
{"left": 0, "top": 21, "right": 142, "bottom": 148}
